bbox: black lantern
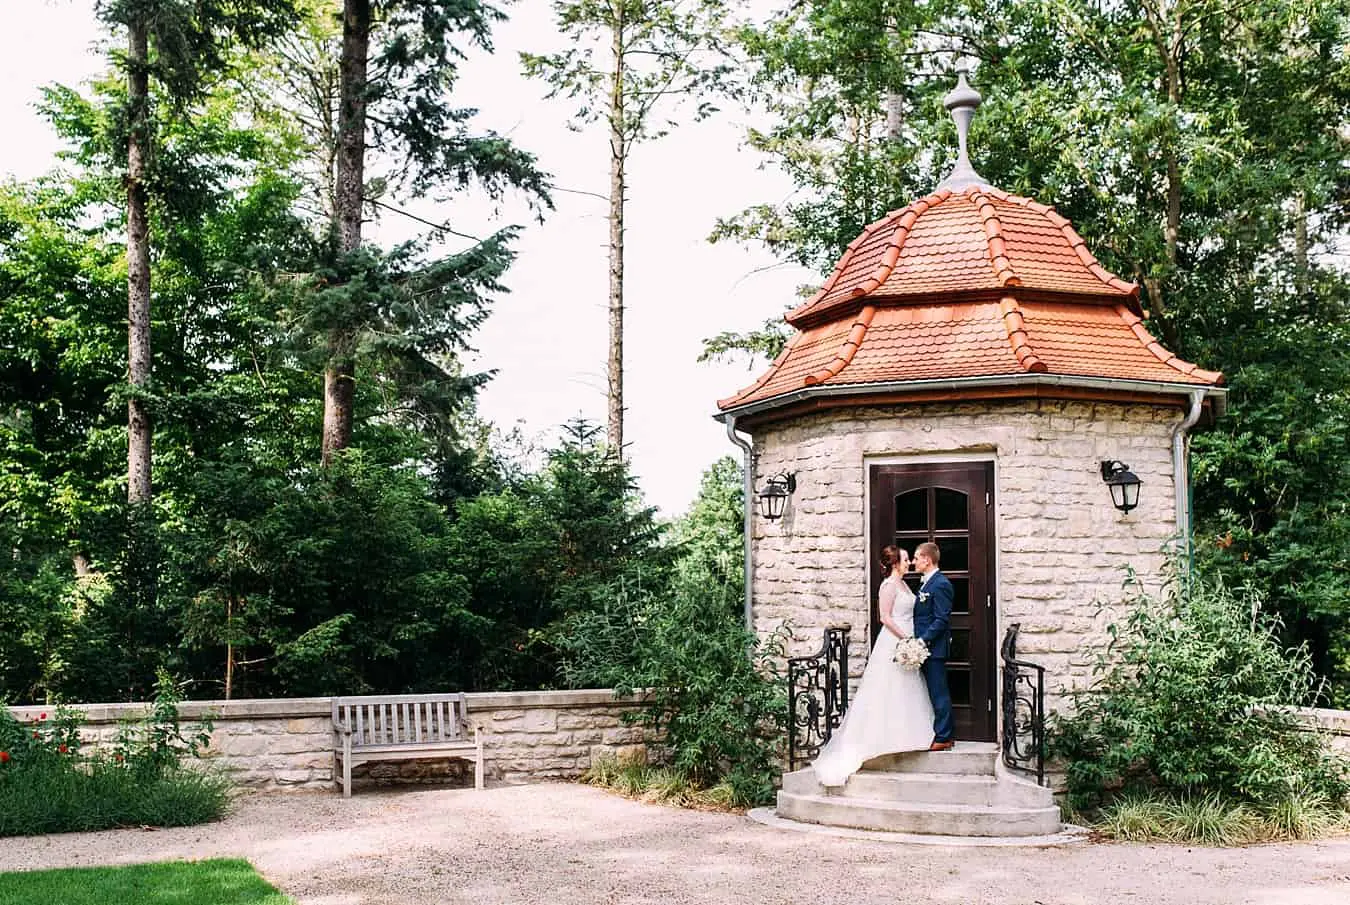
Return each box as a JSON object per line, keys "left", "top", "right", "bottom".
{"left": 1100, "top": 460, "right": 1142, "bottom": 513}
{"left": 758, "top": 472, "right": 796, "bottom": 521}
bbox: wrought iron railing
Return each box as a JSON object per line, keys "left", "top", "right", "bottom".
{"left": 1000, "top": 623, "right": 1047, "bottom": 786}
{"left": 786, "top": 624, "right": 851, "bottom": 772}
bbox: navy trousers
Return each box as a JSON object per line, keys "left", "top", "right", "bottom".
{"left": 921, "top": 657, "right": 954, "bottom": 743}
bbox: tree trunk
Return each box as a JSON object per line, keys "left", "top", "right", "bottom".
{"left": 885, "top": 91, "right": 903, "bottom": 140}
{"left": 127, "top": 18, "right": 153, "bottom": 505}
{"left": 1294, "top": 189, "right": 1310, "bottom": 299}
{"left": 323, "top": 0, "right": 370, "bottom": 465}
{"left": 606, "top": 10, "right": 627, "bottom": 456}
{"left": 884, "top": 24, "right": 903, "bottom": 141}
{"left": 225, "top": 594, "right": 235, "bottom": 701}
{"left": 1139, "top": 2, "right": 1184, "bottom": 351}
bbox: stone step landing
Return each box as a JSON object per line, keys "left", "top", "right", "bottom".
{"left": 774, "top": 742, "right": 1061, "bottom": 838}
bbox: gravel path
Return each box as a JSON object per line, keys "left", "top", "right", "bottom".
{"left": 1, "top": 784, "right": 1348, "bottom": 905}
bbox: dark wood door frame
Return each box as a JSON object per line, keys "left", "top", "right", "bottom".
{"left": 868, "top": 460, "right": 997, "bottom": 742}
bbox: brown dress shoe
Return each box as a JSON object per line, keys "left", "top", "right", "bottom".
{"left": 928, "top": 740, "right": 955, "bottom": 751}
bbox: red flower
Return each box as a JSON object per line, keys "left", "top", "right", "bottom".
{"left": 0, "top": 751, "right": 9, "bottom": 763}
{"left": 113, "top": 754, "right": 124, "bottom": 762}
{"left": 32, "top": 731, "right": 39, "bottom": 739}
{"left": 58, "top": 744, "right": 68, "bottom": 754}
{"left": 38, "top": 712, "right": 46, "bottom": 720}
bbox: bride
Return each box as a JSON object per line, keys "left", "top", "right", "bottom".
{"left": 811, "top": 545, "right": 935, "bottom": 787}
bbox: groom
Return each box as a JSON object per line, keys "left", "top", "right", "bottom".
{"left": 912, "top": 542, "right": 955, "bottom": 751}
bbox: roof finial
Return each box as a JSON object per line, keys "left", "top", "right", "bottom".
{"left": 937, "top": 59, "right": 987, "bottom": 192}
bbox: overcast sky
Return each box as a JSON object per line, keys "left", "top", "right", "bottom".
{"left": 2, "top": 0, "right": 816, "bottom": 515}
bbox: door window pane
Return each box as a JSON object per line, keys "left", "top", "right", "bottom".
{"left": 949, "top": 577, "right": 970, "bottom": 614}
{"left": 947, "top": 668, "right": 971, "bottom": 706}
{"left": 935, "top": 488, "right": 968, "bottom": 530}
{"left": 895, "top": 489, "right": 926, "bottom": 532}
{"left": 949, "top": 629, "right": 970, "bottom": 663}
{"left": 935, "top": 536, "right": 969, "bottom": 572}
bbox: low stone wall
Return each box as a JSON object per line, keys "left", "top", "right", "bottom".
{"left": 7, "top": 690, "right": 650, "bottom": 792}
{"left": 1298, "top": 707, "right": 1350, "bottom": 756}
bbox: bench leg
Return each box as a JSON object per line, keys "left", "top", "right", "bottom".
{"left": 343, "top": 736, "right": 353, "bottom": 799}
{"left": 475, "top": 726, "right": 484, "bottom": 790}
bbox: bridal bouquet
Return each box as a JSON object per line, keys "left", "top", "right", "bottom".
{"left": 892, "top": 637, "right": 929, "bottom": 670}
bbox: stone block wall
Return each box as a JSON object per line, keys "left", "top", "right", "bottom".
{"left": 7, "top": 689, "right": 650, "bottom": 792}
{"left": 748, "top": 398, "right": 1183, "bottom": 716}
{"left": 1299, "top": 707, "right": 1350, "bottom": 757}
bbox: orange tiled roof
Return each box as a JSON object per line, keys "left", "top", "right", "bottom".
{"left": 718, "top": 185, "right": 1223, "bottom": 412}
{"left": 786, "top": 186, "right": 1137, "bottom": 327}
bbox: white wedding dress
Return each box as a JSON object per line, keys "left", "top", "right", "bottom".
{"left": 810, "top": 574, "right": 935, "bottom": 787}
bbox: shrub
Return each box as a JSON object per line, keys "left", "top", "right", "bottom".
{"left": 1050, "top": 569, "right": 1350, "bottom": 824}
{"left": 0, "top": 671, "right": 229, "bottom": 837}
{"left": 557, "top": 568, "right": 789, "bottom": 808}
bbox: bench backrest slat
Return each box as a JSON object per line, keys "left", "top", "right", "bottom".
{"left": 334, "top": 693, "right": 470, "bottom": 748}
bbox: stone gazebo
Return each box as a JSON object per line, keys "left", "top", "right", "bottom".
{"left": 717, "top": 72, "right": 1225, "bottom": 839}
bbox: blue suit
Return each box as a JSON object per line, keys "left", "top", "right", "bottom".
{"left": 914, "top": 570, "right": 955, "bottom": 742}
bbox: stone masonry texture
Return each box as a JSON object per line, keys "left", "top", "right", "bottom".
{"left": 8, "top": 690, "right": 650, "bottom": 792}
{"left": 747, "top": 399, "right": 1184, "bottom": 717}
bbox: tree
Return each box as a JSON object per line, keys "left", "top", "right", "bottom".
{"left": 669, "top": 455, "right": 743, "bottom": 600}
{"left": 523, "top": 0, "right": 736, "bottom": 453}
{"left": 92, "top": 1, "right": 300, "bottom": 500}
{"left": 446, "top": 418, "right": 667, "bottom": 689}
{"left": 318, "top": 0, "right": 550, "bottom": 464}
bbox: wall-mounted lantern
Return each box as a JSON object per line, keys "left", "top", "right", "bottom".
{"left": 758, "top": 472, "right": 797, "bottom": 521}
{"left": 1100, "top": 460, "right": 1142, "bottom": 513}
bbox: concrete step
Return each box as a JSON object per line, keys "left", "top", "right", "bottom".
{"left": 776, "top": 790, "right": 1062, "bottom": 837}
{"left": 784, "top": 766, "right": 1054, "bottom": 808}
{"left": 859, "top": 741, "right": 998, "bottom": 776}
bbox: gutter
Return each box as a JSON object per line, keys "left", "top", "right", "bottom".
{"left": 724, "top": 414, "right": 755, "bottom": 632}
{"left": 1171, "top": 388, "right": 1207, "bottom": 566}
{"left": 715, "top": 372, "right": 1227, "bottom": 423}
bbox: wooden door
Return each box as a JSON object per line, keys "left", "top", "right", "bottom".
{"left": 869, "top": 462, "right": 996, "bottom": 742}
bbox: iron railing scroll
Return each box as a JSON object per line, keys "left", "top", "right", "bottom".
{"left": 1000, "top": 622, "right": 1047, "bottom": 786}
{"left": 786, "top": 625, "right": 851, "bottom": 772}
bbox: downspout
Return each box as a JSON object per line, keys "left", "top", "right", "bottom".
{"left": 725, "top": 415, "right": 755, "bottom": 631}
{"left": 1171, "top": 389, "right": 1206, "bottom": 570}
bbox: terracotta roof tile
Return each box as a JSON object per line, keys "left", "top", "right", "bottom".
{"left": 786, "top": 187, "right": 1137, "bottom": 327}
{"left": 719, "top": 183, "right": 1219, "bottom": 412}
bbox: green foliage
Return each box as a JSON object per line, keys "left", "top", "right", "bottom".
{"left": 0, "top": 859, "right": 294, "bottom": 905}
{"left": 558, "top": 573, "right": 788, "bottom": 805}
{"left": 521, "top": 0, "right": 735, "bottom": 140}
{"left": 554, "top": 458, "right": 782, "bottom": 807}
{"left": 1093, "top": 789, "right": 1348, "bottom": 845}
{"left": 1191, "top": 316, "right": 1350, "bottom": 703}
{"left": 1049, "top": 571, "right": 1350, "bottom": 816}
{"left": 0, "top": 679, "right": 229, "bottom": 837}
{"left": 94, "top": 1, "right": 300, "bottom": 105}
{"left": 0, "top": 0, "right": 554, "bottom": 703}
{"left": 445, "top": 419, "right": 667, "bottom": 690}
{"left": 582, "top": 752, "right": 749, "bottom": 811}
{"left": 110, "top": 669, "right": 214, "bottom": 777}
{"left": 347, "top": 0, "right": 551, "bottom": 202}
{"left": 667, "top": 455, "right": 743, "bottom": 595}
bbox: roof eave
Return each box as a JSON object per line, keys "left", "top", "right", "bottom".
{"left": 715, "top": 373, "right": 1228, "bottom": 423}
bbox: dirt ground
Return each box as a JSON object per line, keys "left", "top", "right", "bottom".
{"left": 1, "top": 784, "right": 1347, "bottom": 905}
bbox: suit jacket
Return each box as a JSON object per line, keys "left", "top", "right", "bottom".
{"left": 913, "top": 570, "right": 954, "bottom": 660}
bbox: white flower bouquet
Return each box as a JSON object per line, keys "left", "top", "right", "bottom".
{"left": 892, "top": 637, "right": 929, "bottom": 670}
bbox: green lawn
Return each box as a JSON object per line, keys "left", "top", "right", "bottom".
{"left": 0, "top": 859, "right": 294, "bottom": 905}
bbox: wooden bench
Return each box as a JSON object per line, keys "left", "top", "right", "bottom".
{"left": 332, "top": 693, "right": 483, "bottom": 797}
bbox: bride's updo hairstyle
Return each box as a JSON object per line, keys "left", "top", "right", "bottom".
{"left": 880, "top": 545, "right": 906, "bottom": 574}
